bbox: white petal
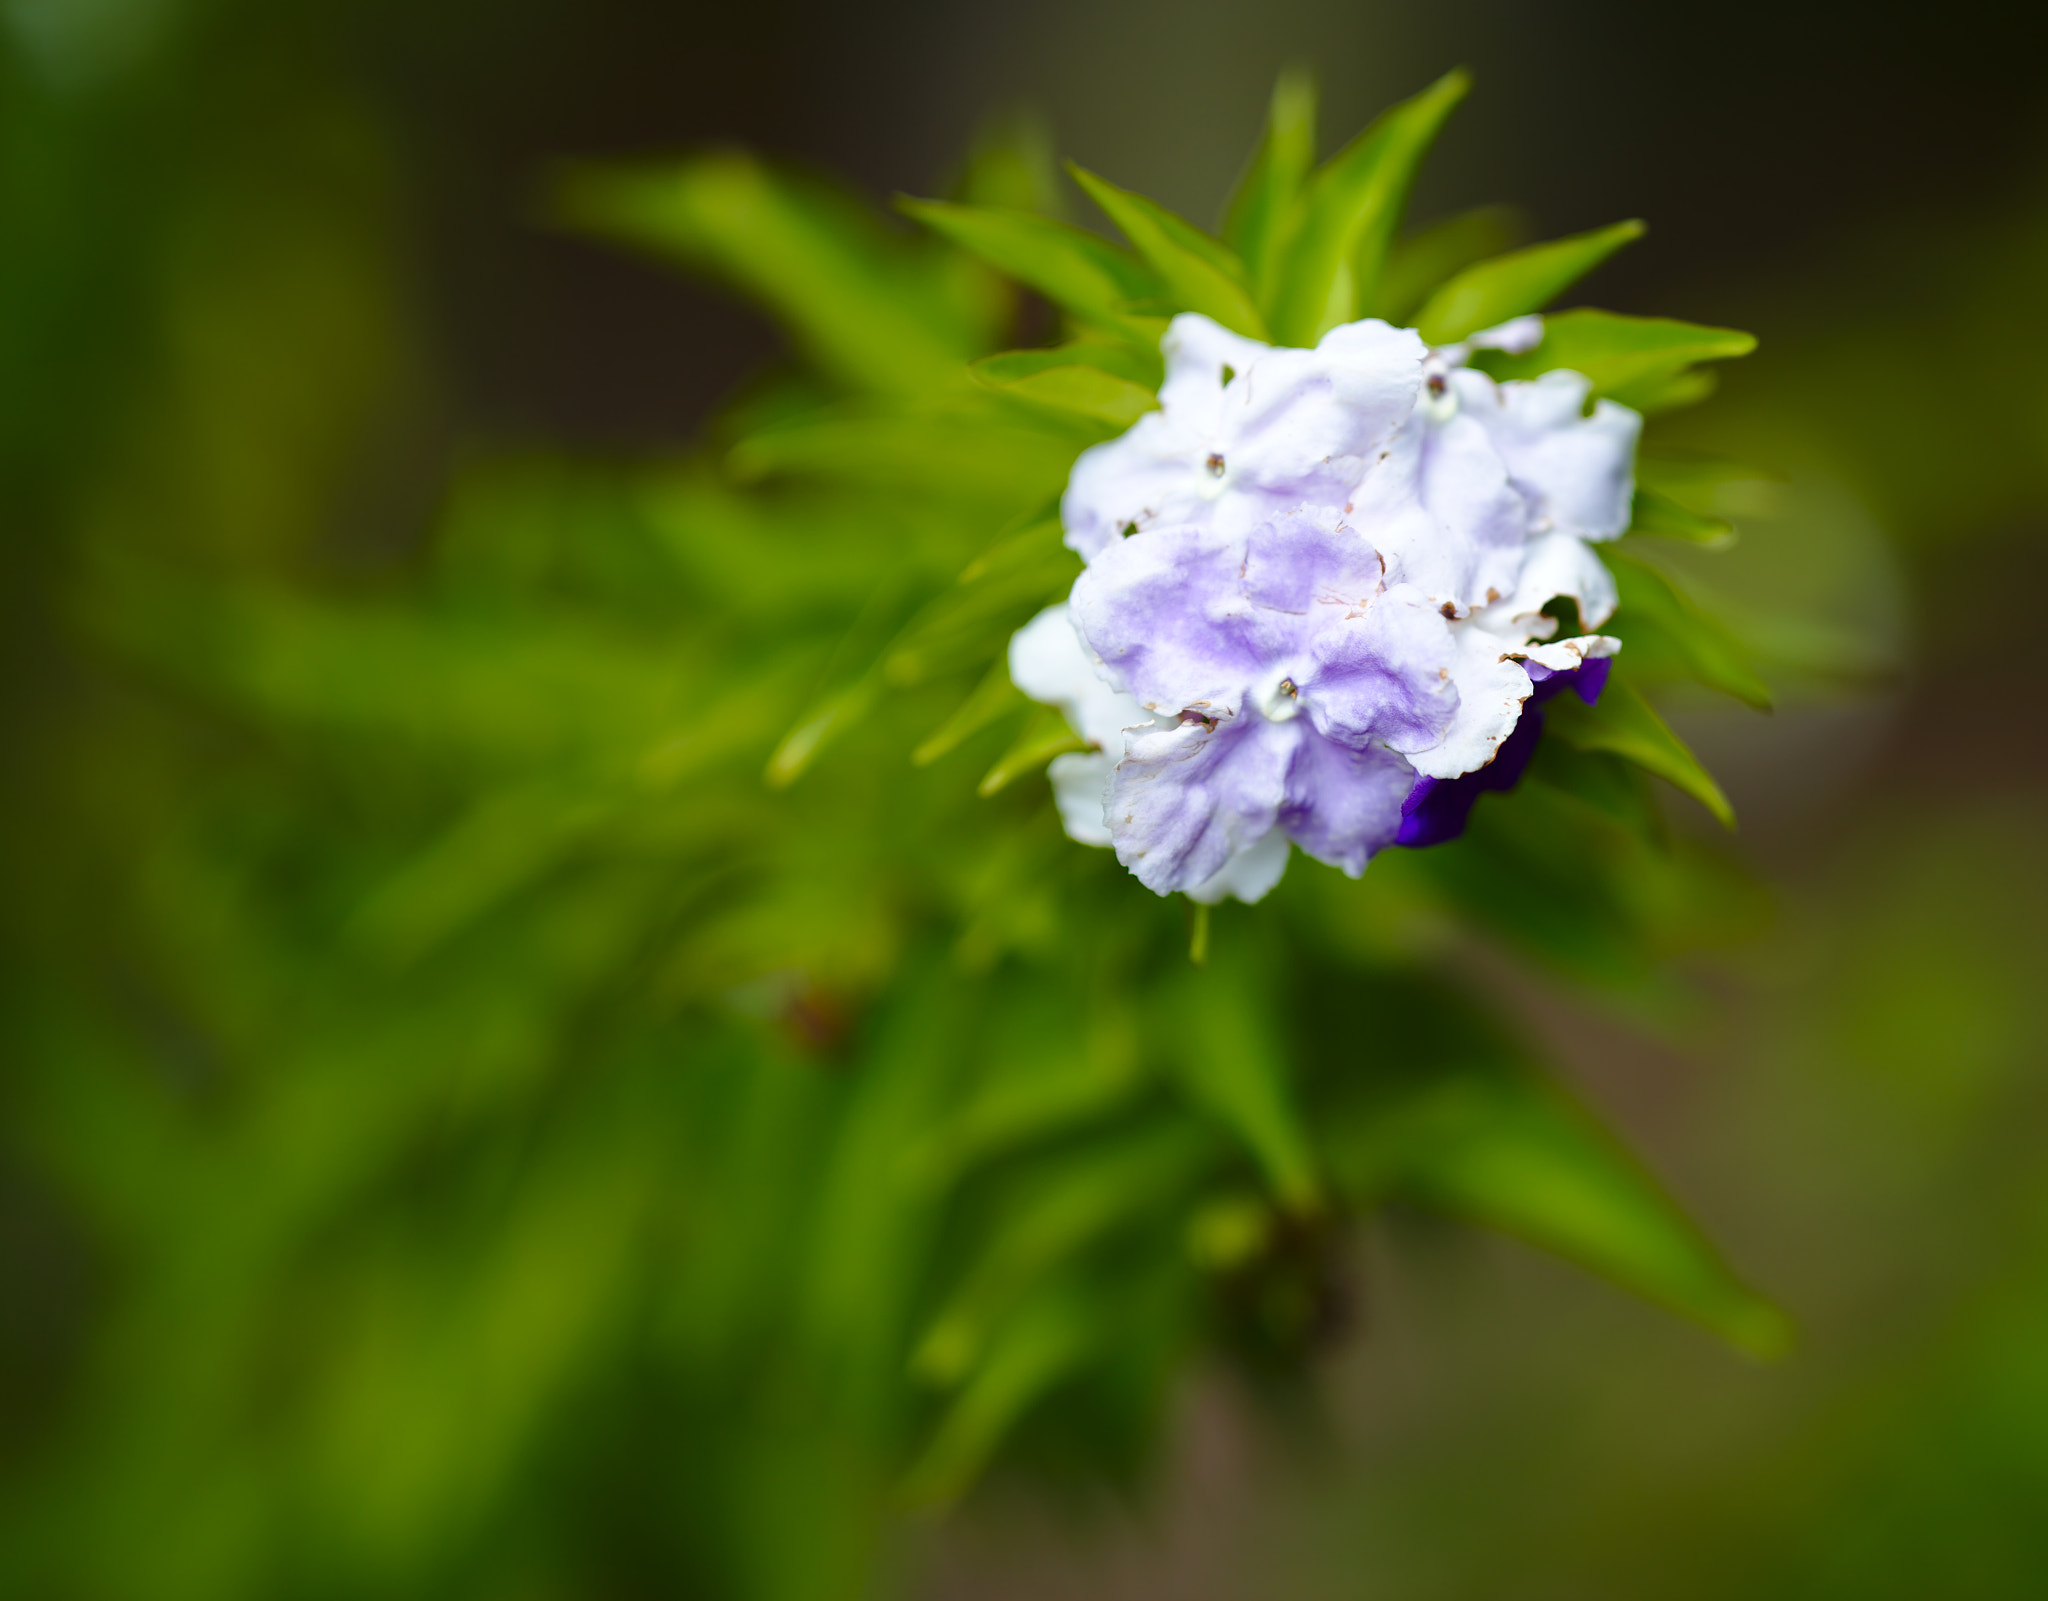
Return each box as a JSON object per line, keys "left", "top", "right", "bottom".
{"left": 1185, "top": 827, "right": 1292, "bottom": 905}
{"left": 1489, "top": 529, "right": 1619, "bottom": 633}
{"left": 1157, "top": 313, "right": 1272, "bottom": 421}
{"left": 1517, "top": 633, "right": 1620, "bottom": 673}
{"left": 1399, "top": 622, "right": 1537, "bottom": 780}
{"left": 1467, "top": 314, "right": 1545, "bottom": 354}
{"left": 1008, "top": 603, "right": 1148, "bottom": 749}
{"left": 1060, "top": 410, "right": 1215, "bottom": 560}
{"left": 1046, "top": 750, "right": 1115, "bottom": 847}
{"left": 1459, "top": 367, "right": 1641, "bottom": 541}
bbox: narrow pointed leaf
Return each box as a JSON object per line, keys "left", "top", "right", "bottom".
{"left": 979, "top": 705, "right": 1086, "bottom": 795}
{"left": 897, "top": 197, "right": 1164, "bottom": 341}
{"left": 1546, "top": 678, "right": 1736, "bottom": 827}
{"left": 560, "top": 154, "right": 974, "bottom": 397}
{"left": 1367, "top": 203, "right": 1526, "bottom": 324}
{"left": 1628, "top": 484, "right": 1736, "bottom": 547}
{"left": 1068, "top": 164, "right": 1267, "bottom": 338}
{"left": 1414, "top": 219, "right": 1645, "bottom": 344}
{"left": 1614, "top": 365, "right": 1721, "bottom": 414}
{"left": 971, "top": 345, "right": 1161, "bottom": 427}
{"left": 766, "top": 673, "right": 879, "bottom": 787}
{"left": 1267, "top": 69, "right": 1469, "bottom": 345}
{"left": 1222, "top": 68, "right": 1318, "bottom": 294}
{"left": 1480, "top": 308, "right": 1756, "bottom": 399}
{"left": 1159, "top": 953, "right": 1319, "bottom": 1211}
{"left": 1606, "top": 548, "right": 1774, "bottom": 710}
{"left": 913, "top": 664, "right": 1027, "bottom": 767}
{"left": 899, "top": 1284, "right": 1100, "bottom": 1507}
{"left": 1325, "top": 1065, "right": 1789, "bottom": 1356}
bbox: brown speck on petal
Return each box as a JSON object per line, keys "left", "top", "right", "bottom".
{"left": 1439, "top": 602, "right": 1457, "bottom": 620}
{"left": 1486, "top": 587, "right": 1500, "bottom": 603}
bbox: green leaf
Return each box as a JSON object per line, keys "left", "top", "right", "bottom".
{"left": 1325, "top": 1066, "right": 1789, "bottom": 1356}
{"left": 1157, "top": 945, "right": 1320, "bottom": 1212}
{"left": 765, "top": 673, "right": 879, "bottom": 788}
{"left": 1546, "top": 678, "right": 1736, "bottom": 827}
{"left": 1413, "top": 219, "right": 1645, "bottom": 345}
{"left": 1627, "top": 485, "right": 1736, "bottom": 547}
{"left": 727, "top": 409, "right": 1089, "bottom": 502}
{"left": 909, "top": 1127, "right": 1209, "bottom": 1389}
{"left": 1067, "top": 164, "right": 1267, "bottom": 338}
{"left": 897, "top": 197, "right": 1164, "bottom": 341}
{"left": 881, "top": 529, "right": 1079, "bottom": 686}
{"left": 970, "top": 344, "right": 1162, "bottom": 427}
{"left": 1617, "top": 365, "right": 1720, "bottom": 414}
{"left": 1605, "top": 549, "right": 1773, "bottom": 710}
{"left": 1525, "top": 739, "right": 1662, "bottom": 835}
{"left": 1222, "top": 69, "right": 1318, "bottom": 295}
{"left": 1479, "top": 308, "right": 1756, "bottom": 401}
{"left": 1367, "top": 204, "right": 1526, "bottom": 325}
{"left": 559, "top": 154, "right": 975, "bottom": 398}
{"left": 957, "top": 110, "right": 1065, "bottom": 217}
{"left": 899, "top": 1282, "right": 1100, "bottom": 1507}
{"left": 1634, "top": 449, "right": 1780, "bottom": 517}
{"left": 1266, "top": 69, "right": 1469, "bottom": 346}
{"left": 979, "top": 705, "right": 1086, "bottom": 795}
{"left": 913, "top": 663, "right": 1027, "bottom": 767}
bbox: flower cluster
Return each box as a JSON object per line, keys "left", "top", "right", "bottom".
{"left": 1010, "top": 311, "right": 1638, "bottom": 903}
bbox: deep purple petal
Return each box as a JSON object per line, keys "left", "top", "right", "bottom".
{"left": 1392, "top": 650, "right": 1609, "bottom": 848}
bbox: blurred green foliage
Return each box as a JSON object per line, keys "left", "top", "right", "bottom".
{"left": 15, "top": 8, "right": 2040, "bottom": 1600}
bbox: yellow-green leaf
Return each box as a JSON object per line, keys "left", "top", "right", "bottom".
{"left": 897, "top": 197, "right": 1164, "bottom": 342}
{"left": 1414, "top": 219, "right": 1645, "bottom": 345}
{"left": 1067, "top": 164, "right": 1267, "bottom": 338}
{"left": 1222, "top": 69, "right": 1318, "bottom": 295}
{"left": 979, "top": 705, "right": 1085, "bottom": 795}
{"left": 1266, "top": 69, "right": 1469, "bottom": 345}
{"left": 971, "top": 346, "right": 1161, "bottom": 427}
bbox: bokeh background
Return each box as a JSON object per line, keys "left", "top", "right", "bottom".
{"left": 4, "top": 0, "right": 2047, "bottom": 1596}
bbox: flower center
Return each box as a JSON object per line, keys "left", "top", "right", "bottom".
{"left": 1420, "top": 361, "right": 1459, "bottom": 422}
{"left": 1253, "top": 668, "right": 1303, "bottom": 723}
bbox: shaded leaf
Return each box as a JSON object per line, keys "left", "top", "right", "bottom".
{"left": 559, "top": 154, "right": 978, "bottom": 397}
{"left": 899, "top": 1283, "right": 1101, "bottom": 1507}
{"left": 1158, "top": 944, "right": 1320, "bottom": 1211}
{"left": 910, "top": 1127, "right": 1210, "bottom": 1389}
{"left": 1628, "top": 484, "right": 1737, "bottom": 547}
{"left": 1546, "top": 677, "right": 1737, "bottom": 827}
{"left": 1606, "top": 549, "right": 1775, "bottom": 710}
{"left": 1325, "top": 1065, "right": 1789, "bottom": 1356}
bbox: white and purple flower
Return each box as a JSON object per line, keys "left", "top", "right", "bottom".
{"left": 1014, "top": 311, "right": 1638, "bottom": 904}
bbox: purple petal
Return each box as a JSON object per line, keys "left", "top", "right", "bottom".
{"left": 1106, "top": 714, "right": 1297, "bottom": 894}
{"left": 1070, "top": 524, "right": 1292, "bottom": 717}
{"left": 1279, "top": 731, "right": 1413, "bottom": 877}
